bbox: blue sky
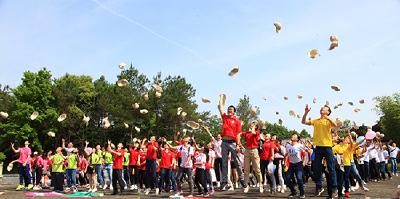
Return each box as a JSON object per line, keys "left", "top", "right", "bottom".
{"left": 1, "top": 0, "right": 400, "bottom": 133}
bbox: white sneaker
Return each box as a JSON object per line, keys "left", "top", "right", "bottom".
{"left": 88, "top": 189, "right": 92, "bottom": 192}
{"left": 243, "top": 187, "right": 249, "bottom": 193}
{"left": 110, "top": 185, "right": 113, "bottom": 190}
{"left": 73, "top": 187, "right": 78, "bottom": 193}
{"left": 354, "top": 183, "right": 359, "bottom": 190}
{"left": 130, "top": 185, "right": 134, "bottom": 190}
{"left": 277, "top": 185, "right": 281, "bottom": 192}
{"left": 103, "top": 185, "right": 108, "bottom": 190}
{"left": 362, "top": 186, "right": 369, "bottom": 191}
{"left": 350, "top": 187, "right": 355, "bottom": 192}
{"left": 259, "top": 185, "right": 264, "bottom": 193}
{"left": 235, "top": 182, "right": 239, "bottom": 189}
{"left": 362, "top": 181, "right": 367, "bottom": 185}
{"left": 228, "top": 186, "right": 234, "bottom": 191}
{"left": 156, "top": 188, "right": 160, "bottom": 195}
{"left": 65, "top": 187, "right": 70, "bottom": 192}
{"left": 92, "top": 188, "right": 97, "bottom": 192}
{"left": 145, "top": 188, "right": 150, "bottom": 195}
{"left": 33, "top": 186, "right": 39, "bottom": 191}
{"left": 216, "top": 182, "right": 220, "bottom": 187}
{"left": 396, "top": 173, "right": 398, "bottom": 177}
{"left": 124, "top": 186, "right": 128, "bottom": 190}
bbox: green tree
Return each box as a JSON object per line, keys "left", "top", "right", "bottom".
{"left": 374, "top": 93, "right": 400, "bottom": 144}
{"left": 236, "top": 95, "right": 260, "bottom": 131}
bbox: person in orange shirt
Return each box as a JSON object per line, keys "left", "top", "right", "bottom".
{"left": 302, "top": 104, "right": 338, "bottom": 199}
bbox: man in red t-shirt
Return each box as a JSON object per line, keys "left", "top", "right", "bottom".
{"left": 259, "top": 133, "right": 277, "bottom": 193}
{"left": 241, "top": 120, "right": 263, "bottom": 193}
{"left": 108, "top": 140, "right": 125, "bottom": 195}
{"left": 217, "top": 98, "right": 246, "bottom": 191}
{"left": 142, "top": 136, "right": 159, "bottom": 195}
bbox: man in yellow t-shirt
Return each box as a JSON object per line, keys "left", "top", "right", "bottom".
{"left": 302, "top": 104, "right": 338, "bottom": 198}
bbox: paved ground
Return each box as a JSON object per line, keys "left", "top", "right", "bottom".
{"left": 0, "top": 176, "right": 399, "bottom": 198}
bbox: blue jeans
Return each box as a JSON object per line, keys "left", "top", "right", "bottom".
{"left": 95, "top": 165, "right": 104, "bottom": 186}
{"left": 104, "top": 164, "right": 113, "bottom": 186}
{"left": 158, "top": 168, "right": 171, "bottom": 192}
{"left": 145, "top": 159, "right": 157, "bottom": 189}
{"left": 169, "top": 170, "right": 177, "bottom": 191}
{"left": 313, "top": 146, "right": 337, "bottom": 197}
{"left": 66, "top": 169, "right": 77, "bottom": 188}
{"left": 221, "top": 140, "right": 245, "bottom": 186}
{"left": 18, "top": 163, "right": 32, "bottom": 186}
{"left": 391, "top": 158, "right": 398, "bottom": 174}
{"left": 285, "top": 162, "right": 304, "bottom": 195}
{"left": 350, "top": 162, "right": 363, "bottom": 185}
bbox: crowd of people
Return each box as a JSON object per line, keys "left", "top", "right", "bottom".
{"left": 8, "top": 103, "right": 400, "bottom": 199}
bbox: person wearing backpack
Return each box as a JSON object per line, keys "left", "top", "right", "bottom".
{"left": 171, "top": 137, "right": 194, "bottom": 197}
{"left": 241, "top": 120, "right": 263, "bottom": 193}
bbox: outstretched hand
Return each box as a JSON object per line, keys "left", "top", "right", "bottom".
{"left": 107, "top": 140, "right": 111, "bottom": 145}
{"left": 85, "top": 141, "right": 89, "bottom": 145}
{"left": 305, "top": 104, "right": 311, "bottom": 113}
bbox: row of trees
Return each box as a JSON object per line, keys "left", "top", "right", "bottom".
{"left": 0, "top": 67, "right": 310, "bottom": 163}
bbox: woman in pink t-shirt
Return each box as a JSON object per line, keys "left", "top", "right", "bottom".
{"left": 11, "top": 141, "right": 33, "bottom": 190}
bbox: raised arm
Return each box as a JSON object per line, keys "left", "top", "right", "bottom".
{"left": 107, "top": 140, "right": 121, "bottom": 156}
{"left": 11, "top": 143, "right": 19, "bottom": 153}
{"left": 61, "top": 138, "right": 66, "bottom": 150}
{"left": 84, "top": 141, "right": 90, "bottom": 156}
{"left": 204, "top": 126, "right": 215, "bottom": 141}
{"left": 301, "top": 104, "right": 312, "bottom": 125}
{"left": 218, "top": 94, "right": 225, "bottom": 116}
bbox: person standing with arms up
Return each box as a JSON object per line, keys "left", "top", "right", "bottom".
{"left": 217, "top": 94, "right": 247, "bottom": 191}
{"left": 302, "top": 104, "right": 338, "bottom": 199}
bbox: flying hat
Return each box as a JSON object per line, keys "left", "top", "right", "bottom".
{"left": 308, "top": 49, "right": 320, "bottom": 59}
{"left": 201, "top": 97, "right": 211, "bottom": 103}
{"left": 30, "top": 111, "right": 39, "bottom": 120}
{"left": 263, "top": 97, "right": 267, "bottom": 101}
{"left": 329, "top": 41, "right": 339, "bottom": 50}
{"left": 228, "top": 66, "right": 239, "bottom": 76}
{"left": 134, "top": 126, "right": 140, "bottom": 132}
{"left": 313, "top": 97, "right": 317, "bottom": 104}
{"left": 197, "top": 119, "right": 203, "bottom": 123}
{"left": 181, "top": 112, "right": 187, "bottom": 118}
{"left": 102, "top": 117, "right": 110, "bottom": 128}
{"left": 278, "top": 119, "right": 283, "bottom": 125}
{"left": 155, "top": 91, "right": 162, "bottom": 98}
{"left": 82, "top": 115, "right": 90, "bottom": 126}
{"left": 273, "top": 22, "right": 282, "bottom": 33}
{"left": 152, "top": 84, "right": 163, "bottom": 93}
{"left": 143, "top": 93, "right": 149, "bottom": 101}
{"left": 140, "top": 109, "right": 148, "bottom": 114}
{"left": 359, "top": 99, "right": 365, "bottom": 104}
{"left": 297, "top": 95, "right": 303, "bottom": 99}
{"left": 117, "top": 79, "right": 128, "bottom": 87}
{"left": 289, "top": 110, "right": 296, "bottom": 117}
{"left": 354, "top": 108, "right": 361, "bottom": 113}
{"left": 118, "top": 63, "right": 126, "bottom": 70}
{"left": 186, "top": 121, "right": 200, "bottom": 129}
{"left": 57, "top": 113, "right": 67, "bottom": 122}
{"left": 348, "top": 102, "right": 354, "bottom": 106}
{"left": 331, "top": 85, "right": 341, "bottom": 92}
{"left": 250, "top": 107, "right": 257, "bottom": 117}
{"left": 132, "top": 103, "right": 140, "bottom": 109}
{"left": 24, "top": 140, "right": 30, "bottom": 145}
{"left": 124, "top": 123, "right": 129, "bottom": 129}
{"left": 0, "top": 111, "right": 8, "bottom": 119}
{"left": 325, "top": 101, "right": 330, "bottom": 106}
{"left": 47, "top": 131, "right": 55, "bottom": 137}
{"left": 283, "top": 96, "right": 288, "bottom": 100}
{"left": 275, "top": 111, "right": 279, "bottom": 115}
{"left": 177, "top": 107, "right": 183, "bottom": 115}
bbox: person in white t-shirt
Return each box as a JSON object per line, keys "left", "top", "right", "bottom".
{"left": 377, "top": 144, "right": 388, "bottom": 180}
{"left": 285, "top": 133, "right": 306, "bottom": 198}
{"left": 382, "top": 145, "right": 392, "bottom": 179}
{"left": 367, "top": 142, "right": 380, "bottom": 181}
{"left": 389, "top": 142, "right": 399, "bottom": 176}
{"left": 194, "top": 147, "right": 208, "bottom": 196}
{"left": 171, "top": 137, "right": 194, "bottom": 197}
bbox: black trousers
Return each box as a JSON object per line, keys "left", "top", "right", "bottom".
{"left": 214, "top": 158, "right": 222, "bottom": 182}
{"left": 138, "top": 170, "right": 146, "bottom": 189}
{"left": 35, "top": 168, "right": 43, "bottom": 186}
{"left": 123, "top": 166, "right": 130, "bottom": 185}
{"left": 369, "top": 158, "right": 380, "bottom": 180}
{"left": 112, "top": 169, "right": 125, "bottom": 193}
{"left": 194, "top": 168, "right": 208, "bottom": 194}
{"left": 129, "top": 165, "right": 139, "bottom": 185}
{"left": 53, "top": 172, "right": 64, "bottom": 192}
